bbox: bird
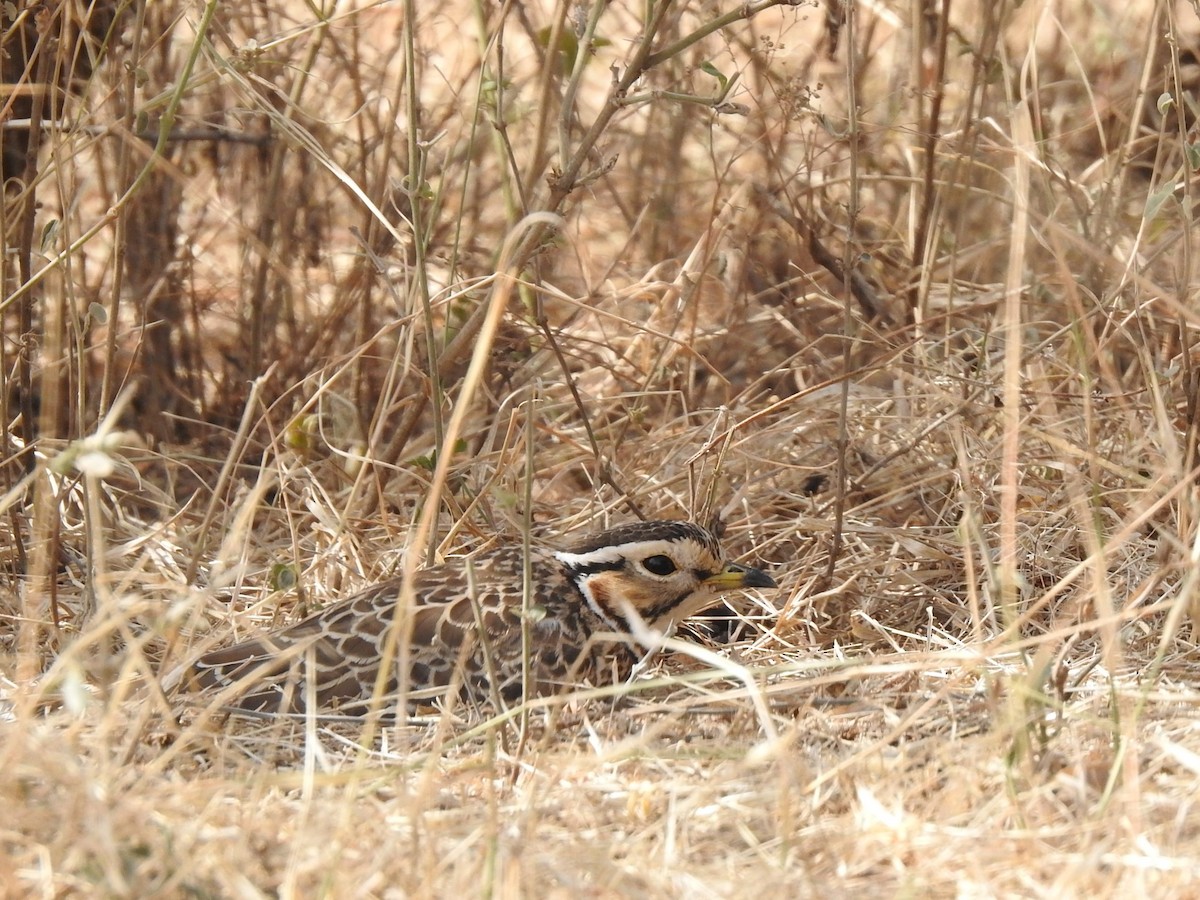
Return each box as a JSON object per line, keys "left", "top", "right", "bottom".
{"left": 170, "top": 520, "right": 776, "bottom": 717}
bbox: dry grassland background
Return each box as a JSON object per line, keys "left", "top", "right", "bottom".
{"left": 4, "top": 0, "right": 1200, "bottom": 895}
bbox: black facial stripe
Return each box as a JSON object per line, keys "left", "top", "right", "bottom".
{"left": 564, "top": 558, "right": 624, "bottom": 577}
{"left": 598, "top": 600, "right": 631, "bottom": 632}
{"left": 641, "top": 592, "right": 697, "bottom": 624}
{"left": 573, "top": 580, "right": 632, "bottom": 634}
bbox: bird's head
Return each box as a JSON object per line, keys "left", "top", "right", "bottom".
{"left": 553, "top": 521, "right": 776, "bottom": 633}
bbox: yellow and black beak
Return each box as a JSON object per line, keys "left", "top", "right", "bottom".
{"left": 703, "top": 561, "right": 776, "bottom": 591}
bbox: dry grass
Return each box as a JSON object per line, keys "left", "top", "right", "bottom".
{"left": 4, "top": 0, "right": 1200, "bottom": 895}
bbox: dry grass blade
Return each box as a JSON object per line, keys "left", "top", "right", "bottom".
{"left": 3, "top": 1, "right": 1200, "bottom": 896}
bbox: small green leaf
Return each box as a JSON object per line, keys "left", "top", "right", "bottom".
{"left": 269, "top": 564, "right": 298, "bottom": 592}
{"left": 50, "top": 445, "right": 78, "bottom": 475}
{"left": 537, "top": 26, "right": 581, "bottom": 72}
{"left": 407, "top": 438, "right": 467, "bottom": 471}
{"left": 1186, "top": 142, "right": 1200, "bottom": 171}
{"left": 285, "top": 414, "right": 320, "bottom": 453}
{"left": 700, "top": 60, "right": 728, "bottom": 91}
{"left": 1157, "top": 91, "right": 1175, "bottom": 115}
{"left": 39, "top": 219, "right": 59, "bottom": 252}
{"left": 1145, "top": 180, "right": 1177, "bottom": 221}
{"left": 401, "top": 174, "right": 434, "bottom": 202}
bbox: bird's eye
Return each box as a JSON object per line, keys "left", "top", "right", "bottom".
{"left": 642, "top": 554, "right": 677, "bottom": 576}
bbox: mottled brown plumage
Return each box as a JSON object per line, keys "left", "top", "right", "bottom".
{"left": 170, "top": 521, "right": 775, "bottom": 716}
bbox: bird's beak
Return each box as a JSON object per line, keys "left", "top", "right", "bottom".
{"left": 704, "top": 561, "right": 776, "bottom": 590}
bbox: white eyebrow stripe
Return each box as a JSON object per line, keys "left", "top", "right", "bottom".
{"left": 553, "top": 548, "right": 622, "bottom": 569}
{"left": 554, "top": 539, "right": 693, "bottom": 569}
